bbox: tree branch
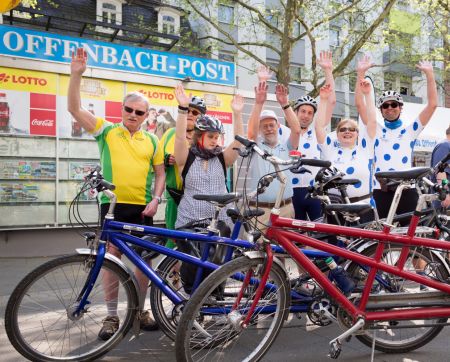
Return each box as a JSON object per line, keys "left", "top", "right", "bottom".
{"left": 197, "top": 35, "right": 281, "bottom": 54}
{"left": 234, "top": 0, "right": 284, "bottom": 36}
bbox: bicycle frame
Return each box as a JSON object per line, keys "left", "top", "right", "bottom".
{"left": 73, "top": 216, "right": 334, "bottom": 317}
{"left": 267, "top": 212, "right": 450, "bottom": 322}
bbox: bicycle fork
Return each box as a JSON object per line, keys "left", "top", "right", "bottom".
{"left": 70, "top": 241, "right": 107, "bottom": 319}
{"left": 231, "top": 242, "right": 274, "bottom": 329}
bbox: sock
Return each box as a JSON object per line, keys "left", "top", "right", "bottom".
{"left": 106, "top": 300, "right": 118, "bottom": 316}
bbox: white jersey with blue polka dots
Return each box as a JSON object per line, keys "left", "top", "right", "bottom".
{"left": 292, "top": 123, "right": 321, "bottom": 188}
{"left": 373, "top": 118, "right": 424, "bottom": 189}
{"left": 318, "top": 123, "right": 374, "bottom": 199}
{"left": 278, "top": 123, "right": 291, "bottom": 145}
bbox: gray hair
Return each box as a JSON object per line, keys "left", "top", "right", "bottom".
{"left": 123, "top": 92, "right": 149, "bottom": 110}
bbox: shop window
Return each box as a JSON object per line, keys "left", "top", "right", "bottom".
{"left": 96, "top": 0, "right": 124, "bottom": 34}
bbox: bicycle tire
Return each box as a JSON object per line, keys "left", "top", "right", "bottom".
{"left": 5, "top": 254, "right": 139, "bottom": 361}
{"left": 175, "top": 255, "right": 290, "bottom": 362}
{"left": 150, "top": 255, "right": 185, "bottom": 340}
{"left": 346, "top": 244, "right": 449, "bottom": 353}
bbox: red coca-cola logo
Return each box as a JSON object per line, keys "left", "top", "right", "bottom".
{"left": 206, "top": 110, "right": 232, "bottom": 124}
{"left": 30, "top": 109, "right": 56, "bottom": 136}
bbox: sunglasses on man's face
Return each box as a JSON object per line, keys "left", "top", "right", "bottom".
{"left": 338, "top": 127, "right": 357, "bottom": 133}
{"left": 123, "top": 106, "right": 147, "bottom": 116}
{"left": 381, "top": 102, "right": 399, "bottom": 110}
{"left": 188, "top": 109, "right": 200, "bottom": 116}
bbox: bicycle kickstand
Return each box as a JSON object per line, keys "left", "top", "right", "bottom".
{"left": 328, "top": 318, "right": 365, "bottom": 359}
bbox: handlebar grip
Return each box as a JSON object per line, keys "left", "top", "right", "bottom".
{"left": 98, "top": 179, "right": 116, "bottom": 191}
{"left": 235, "top": 135, "right": 256, "bottom": 148}
{"left": 301, "top": 159, "right": 332, "bottom": 168}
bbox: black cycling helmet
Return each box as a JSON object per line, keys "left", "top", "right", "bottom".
{"left": 189, "top": 96, "right": 207, "bottom": 114}
{"left": 195, "top": 115, "right": 224, "bottom": 134}
{"left": 376, "top": 90, "right": 404, "bottom": 108}
{"left": 315, "top": 167, "right": 345, "bottom": 190}
{"left": 293, "top": 95, "right": 318, "bottom": 113}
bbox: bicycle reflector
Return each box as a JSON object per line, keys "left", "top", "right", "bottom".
{"left": 289, "top": 150, "right": 302, "bottom": 159}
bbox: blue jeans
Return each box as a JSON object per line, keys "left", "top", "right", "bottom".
{"left": 293, "top": 187, "right": 322, "bottom": 221}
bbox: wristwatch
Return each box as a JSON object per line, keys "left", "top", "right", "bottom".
{"left": 154, "top": 196, "right": 162, "bottom": 204}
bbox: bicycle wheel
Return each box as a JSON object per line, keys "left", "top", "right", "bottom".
{"left": 346, "top": 244, "right": 449, "bottom": 353}
{"left": 5, "top": 254, "right": 139, "bottom": 361}
{"left": 175, "top": 255, "right": 290, "bottom": 362}
{"left": 150, "top": 255, "right": 185, "bottom": 340}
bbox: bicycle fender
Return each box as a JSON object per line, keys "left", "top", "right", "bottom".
{"left": 243, "top": 251, "right": 288, "bottom": 277}
{"left": 75, "top": 248, "right": 141, "bottom": 302}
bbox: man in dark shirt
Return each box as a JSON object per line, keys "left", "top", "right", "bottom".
{"left": 430, "top": 125, "right": 450, "bottom": 208}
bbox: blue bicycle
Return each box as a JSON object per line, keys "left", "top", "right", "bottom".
{"left": 5, "top": 163, "right": 339, "bottom": 362}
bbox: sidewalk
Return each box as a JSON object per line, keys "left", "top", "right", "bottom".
{"left": 1, "top": 256, "right": 448, "bottom": 361}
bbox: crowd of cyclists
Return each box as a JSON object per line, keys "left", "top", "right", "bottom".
{"left": 68, "top": 47, "right": 444, "bottom": 341}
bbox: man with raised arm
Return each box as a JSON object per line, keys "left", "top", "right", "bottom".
{"left": 356, "top": 60, "right": 438, "bottom": 218}
{"left": 290, "top": 51, "right": 336, "bottom": 221}
{"left": 247, "top": 80, "right": 300, "bottom": 230}
{"left": 68, "top": 47, "right": 166, "bottom": 340}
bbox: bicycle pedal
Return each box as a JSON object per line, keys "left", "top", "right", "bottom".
{"left": 328, "top": 340, "right": 341, "bottom": 359}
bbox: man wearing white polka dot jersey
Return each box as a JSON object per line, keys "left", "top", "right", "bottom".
{"left": 291, "top": 51, "right": 337, "bottom": 221}
{"left": 358, "top": 60, "right": 438, "bottom": 219}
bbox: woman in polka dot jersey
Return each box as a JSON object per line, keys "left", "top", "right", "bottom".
{"left": 316, "top": 81, "right": 376, "bottom": 211}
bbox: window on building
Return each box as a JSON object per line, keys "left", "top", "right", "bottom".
{"left": 399, "top": 75, "right": 412, "bottom": 96}
{"left": 384, "top": 72, "right": 396, "bottom": 91}
{"left": 289, "top": 65, "right": 301, "bottom": 83}
{"left": 102, "top": 3, "right": 117, "bottom": 24}
{"left": 162, "top": 15, "right": 175, "bottom": 34}
{"left": 331, "top": 116, "right": 341, "bottom": 132}
{"left": 96, "top": 0, "right": 123, "bottom": 34}
{"left": 218, "top": 51, "right": 235, "bottom": 63}
{"left": 218, "top": 4, "right": 234, "bottom": 24}
{"left": 349, "top": 73, "right": 357, "bottom": 92}
{"left": 330, "top": 27, "right": 340, "bottom": 47}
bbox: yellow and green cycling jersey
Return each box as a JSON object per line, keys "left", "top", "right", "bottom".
{"left": 155, "top": 127, "right": 183, "bottom": 191}
{"left": 90, "top": 117, "right": 163, "bottom": 205}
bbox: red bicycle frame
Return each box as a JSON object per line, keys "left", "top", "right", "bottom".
{"left": 264, "top": 212, "right": 450, "bottom": 322}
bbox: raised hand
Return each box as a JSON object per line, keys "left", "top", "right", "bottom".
{"left": 254, "top": 81, "right": 268, "bottom": 105}
{"left": 257, "top": 65, "right": 274, "bottom": 82}
{"left": 319, "top": 84, "right": 333, "bottom": 100}
{"left": 317, "top": 50, "right": 333, "bottom": 71}
{"left": 357, "top": 54, "right": 373, "bottom": 75}
{"left": 275, "top": 83, "right": 289, "bottom": 107}
{"left": 174, "top": 84, "right": 190, "bottom": 108}
{"left": 231, "top": 94, "right": 244, "bottom": 113}
{"left": 416, "top": 60, "right": 434, "bottom": 76}
{"left": 359, "top": 79, "right": 372, "bottom": 95}
{"left": 70, "top": 48, "right": 87, "bottom": 76}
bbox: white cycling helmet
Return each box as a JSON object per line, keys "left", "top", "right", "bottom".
{"left": 376, "top": 90, "right": 404, "bottom": 108}
{"left": 293, "top": 95, "right": 318, "bottom": 112}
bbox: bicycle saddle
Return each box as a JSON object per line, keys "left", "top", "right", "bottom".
{"left": 333, "top": 178, "right": 361, "bottom": 186}
{"left": 227, "top": 208, "right": 265, "bottom": 219}
{"left": 193, "top": 193, "right": 242, "bottom": 205}
{"left": 324, "top": 203, "right": 373, "bottom": 215}
{"left": 375, "top": 167, "right": 431, "bottom": 181}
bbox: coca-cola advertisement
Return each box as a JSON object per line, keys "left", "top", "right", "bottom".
{"left": 30, "top": 109, "right": 56, "bottom": 136}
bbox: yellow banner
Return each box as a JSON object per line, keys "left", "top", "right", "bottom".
{"left": 389, "top": 9, "right": 421, "bottom": 35}
{"left": 126, "top": 82, "right": 233, "bottom": 113}
{"left": 0, "top": 67, "right": 57, "bottom": 93}
{"left": 59, "top": 75, "right": 123, "bottom": 101}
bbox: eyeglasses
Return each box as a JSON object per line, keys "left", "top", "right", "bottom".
{"left": 186, "top": 128, "right": 195, "bottom": 133}
{"left": 338, "top": 127, "right": 357, "bottom": 133}
{"left": 188, "top": 109, "right": 200, "bottom": 116}
{"left": 381, "top": 102, "right": 399, "bottom": 110}
{"left": 123, "top": 106, "right": 147, "bottom": 116}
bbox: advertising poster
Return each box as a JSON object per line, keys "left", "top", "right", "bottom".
{"left": 68, "top": 161, "right": 98, "bottom": 180}
{"left": 0, "top": 67, "right": 58, "bottom": 136}
{"left": 126, "top": 83, "right": 235, "bottom": 145}
{"left": 58, "top": 75, "right": 124, "bottom": 139}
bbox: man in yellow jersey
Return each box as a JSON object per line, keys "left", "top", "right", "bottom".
{"left": 155, "top": 96, "right": 207, "bottom": 248}
{"left": 68, "top": 47, "right": 166, "bottom": 340}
